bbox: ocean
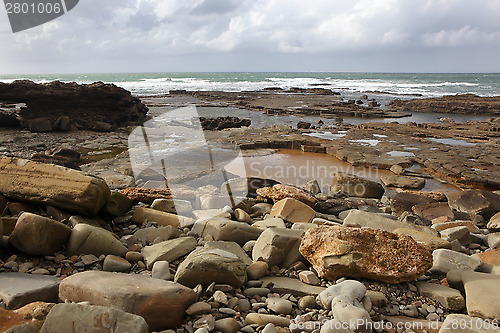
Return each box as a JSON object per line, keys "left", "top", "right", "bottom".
{"left": 1, "top": 72, "right": 500, "bottom": 98}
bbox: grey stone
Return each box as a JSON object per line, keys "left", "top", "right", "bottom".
{"left": 105, "top": 191, "right": 134, "bottom": 216}
{"left": 191, "top": 217, "right": 263, "bottom": 246}
{"left": 214, "top": 318, "right": 241, "bottom": 333}
{"left": 4, "top": 324, "right": 38, "bottom": 333}
{"left": 252, "top": 228, "right": 304, "bottom": 268}
{"left": 317, "top": 280, "right": 366, "bottom": 310}
{"left": 204, "top": 241, "right": 252, "bottom": 266}
{"left": 430, "top": 249, "right": 482, "bottom": 274}
{"left": 380, "top": 175, "right": 425, "bottom": 190}
{"left": 331, "top": 173, "right": 384, "bottom": 199}
{"left": 440, "top": 226, "right": 471, "bottom": 245}
{"left": 487, "top": 212, "right": 500, "bottom": 231}
{"left": 134, "top": 225, "right": 179, "bottom": 243}
{"left": 416, "top": 282, "right": 465, "bottom": 311}
{"left": 66, "top": 223, "right": 128, "bottom": 257}
{"left": 266, "top": 297, "right": 293, "bottom": 315}
{"left": 142, "top": 237, "right": 197, "bottom": 269}
{"left": 103, "top": 255, "right": 131, "bottom": 272}
{"left": 0, "top": 273, "right": 60, "bottom": 310}
{"left": 152, "top": 261, "right": 172, "bottom": 280}
{"left": 260, "top": 277, "right": 325, "bottom": 297}
{"left": 439, "top": 314, "right": 500, "bottom": 333}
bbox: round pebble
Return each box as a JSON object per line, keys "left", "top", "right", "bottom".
{"left": 103, "top": 255, "right": 131, "bottom": 272}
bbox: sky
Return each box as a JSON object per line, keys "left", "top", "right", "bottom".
{"left": 1, "top": 0, "right": 500, "bottom": 74}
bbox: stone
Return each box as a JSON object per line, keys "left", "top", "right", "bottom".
{"left": 213, "top": 290, "right": 228, "bottom": 304}
{"left": 380, "top": 175, "right": 426, "bottom": 190}
{"left": 142, "top": 237, "right": 197, "bottom": 269}
{"left": 151, "top": 199, "right": 193, "bottom": 215}
{"left": 193, "top": 209, "right": 231, "bottom": 220}
{"left": 304, "top": 179, "right": 321, "bottom": 195}
{"left": 191, "top": 217, "right": 263, "bottom": 246}
{"left": 270, "top": 198, "right": 315, "bottom": 223}
{"left": 260, "top": 277, "right": 325, "bottom": 297}
{"left": 132, "top": 207, "right": 194, "bottom": 228}
{"left": 8, "top": 212, "right": 71, "bottom": 256}
{"left": 247, "top": 261, "right": 269, "bottom": 280}
{"left": 103, "top": 254, "right": 131, "bottom": 272}
{"left": 27, "top": 117, "right": 53, "bottom": 132}
{"left": 0, "top": 193, "right": 6, "bottom": 213}
{"left": 66, "top": 223, "right": 128, "bottom": 257}
{"left": 252, "top": 228, "right": 304, "bottom": 268}
{"left": 244, "top": 313, "right": 291, "bottom": 327}
{"left": 331, "top": 294, "right": 372, "bottom": 333}
{"left": 103, "top": 174, "right": 136, "bottom": 190}
{"left": 251, "top": 203, "right": 273, "bottom": 217}
{"left": 194, "top": 314, "right": 215, "bottom": 331}
{"left": 59, "top": 271, "right": 196, "bottom": 330}
{"left": 266, "top": 297, "right": 293, "bottom": 315}
{"left": 292, "top": 222, "right": 319, "bottom": 230}
{"left": 235, "top": 208, "right": 252, "bottom": 223}
{"left": 440, "top": 226, "right": 471, "bottom": 245}
{"left": 262, "top": 323, "right": 278, "bottom": 333}
{"left": 416, "top": 282, "right": 465, "bottom": 311}
{"left": 343, "top": 209, "right": 439, "bottom": 236}
{"left": 214, "top": 318, "right": 241, "bottom": 333}
{"left": 0, "top": 157, "right": 110, "bottom": 216}
{"left": 68, "top": 215, "right": 103, "bottom": 228}
{"left": 298, "top": 271, "right": 321, "bottom": 286}
{"left": 4, "top": 324, "right": 39, "bottom": 333}
{"left": 439, "top": 314, "right": 499, "bottom": 333}
{"left": 256, "top": 184, "right": 318, "bottom": 207}
{"left": 458, "top": 271, "right": 500, "bottom": 320}
{"left": 152, "top": 261, "right": 172, "bottom": 280}
{"left": 390, "top": 192, "right": 437, "bottom": 216}
{"left": 487, "top": 212, "right": 500, "bottom": 231}
{"left": 331, "top": 173, "right": 384, "bottom": 199}
{"left": 413, "top": 202, "right": 455, "bottom": 222}
{"left": 448, "top": 190, "right": 500, "bottom": 218}
{"left": 186, "top": 301, "right": 212, "bottom": 316}
{"left": 390, "top": 164, "right": 405, "bottom": 175}
{"left": 479, "top": 249, "right": 500, "bottom": 274}
{"left": 298, "top": 295, "right": 317, "bottom": 310}
{"left": 204, "top": 241, "right": 252, "bottom": 265}
{"left": 105, "top": 191, "right": 134, "bottom": 216}
{"left": 487, "top": 233, "right": 500, "bottom": 249}
{"left": 430, "top": 249, "right": 482, "bottom": 274}
{"left": 433, "top": 221, "right": 480, "bottom": 233}
{"left": 134, "top": 225, "right": 180, "bottom": 243}
{"left": 126, "top": 251, "right": 143, "bottom": 262}
{"left": 0, "top": 302, "right": 53, "bottom": 332}
{"left": 0, "top": 273, "right": 60, "bottom": 309}
{"left": 365, "top": 290, "right": 388, "bottom": 308}
{"left": 174, "top": 247, "right": 247, "bottom": 288}
{"left": 394, "top": 228, "right": 452, "bottom": 251}
{"left": 300, "top": 225, "right": 433, "bottom": 284}
{"left": 317, "top": 280, "right": 366, "bottom": 309}
{"left": 40, "top": 303, "right": 149, "bottom": 333}
{"left": 1, "top": 217, "right": 17, "bottom": 236}
{"left": 252, "top": 218, "right": 286, "bottom": 229}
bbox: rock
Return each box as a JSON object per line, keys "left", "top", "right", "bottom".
{"left": 300, "top": 225, "right": 433, "bottom": 284}
{"left": 430, "top": 249, "right": 482, "bottom": 274}
{"left": 126, "top": 251, "right": 143, "bottom": 262}
{"left": 152, "top": 261, "right": 172, "bottom": 280}
{"left": 0, "top": 157, "right": 110, "bottom": 216}
{"left": 331, "top": 294, "right": 372, "bottom": 333}
{"left": 221, "top": 177, "right": 280, "bottom": 199}
{"left": 103, "top": 255, "right": 131, "bottom": 272}
{"left": 252, "top": 228, "right": 304, "bottom": 268}
{"left": 487, "top": 212, "right": 500, "bottom": 230}
{"left": 448, "top": 190, "right": 500, "bottom": 218}
{"left": 200, "top": 116, "right": 250, "bottom": 130}
{"left": 266, "top": 298, "right": 293, "bottom": 315}
{"left": 142, "top": 237, "right": 197, "bottom": 269}
{"left": 479, "top": 249, "right": 500, "bottom": 274}
{"left": 270, "top": 198, "right": 315, "bottom": 223}
{"left": 298, "top": 296, "right": 317, "bottom": 310}
{"left": 194, "top": 314, "right": 215, "bottom": 331}
{"left": 394, "top": 228, "right": 451, "bottom": 251}
{"left": 0, "top": 273, "right": 60, "bottom": 309}
{"left": 439, "top": 314, "right": 499, "bottom": 333}
{"left": 132, "top": 207, "right": 194, "bottom": 228}
{"left": 66, "top": 223, "right": 128, "bottom": 257}
{"left": 416, "top": 282, "right": 465, "bottom": 311}
{"left": 380, "top": 175, "right": 425, "bottom": 189}
{"left": 456, "top": 271, "right": 500, "bottom": 320}
{"left": 331, "top": 173, "right": 384, "bottom": 199}
{"left": 390, "top": 192, "right": 437, "bottom": 216}
{"left": 0, "top": 302, "right": 53, "bottom": 332}
{"left": 433, "top": 221, "right": 480, "bottom": 233}
{"left": 193, "top": 209, "right": 231, "bottom": 220}
{"left": 214, "top": 318, "right": 241, "bottom": 333}
{"left": 105, "top": 191, "right": 134, "bottom": 216}
{"left": 27, "top": 117, "right": 53, "bottom": 132}
{"left": 204, "top": 241, "right": 252, "bottom": 265}
{"left": 174, "top": 247, "right": 247, "bottom": 288}
{"left": 186, "top": 301, "right": 212, "bottom": 316}
{"left": 103, "top": 174, "right": 136, "bottom": 190}
{"left": 247, "top": 261, "right": 269, "bottom": 280}
{"left": 298, "top": 271, "right": 321, "bottom": 286}
{"left": 260, "top": 277, "right": 325, "bottom": 297}
{"left": 120, "top": 187, "right": 189, "bottom": 204}
{"left": 0, "top": 193, "right": 6, "bottom": 213}
{"left": 40, "top": 303, "right": 149, "bottom": 333}
{"left": 151, "top": 199, "right": 193, "bottom": 215}
{"left": 413, "top": 202, "right": 455, "bottom": 222}
{"left": 59, "top": 271, "right": 196, "bottom": 330}
{"left": 304, "top": 179, "right": 321, "bottom": 195}
{"left": 487, "top": 233, "right": 500, "bottom": 249}
{"left": 8, "top": 212, "right": 71, "bottom": 256}
{"left": 191, "top": 217, "right": 263, "bottom": 246}
{"left": 317, "top": 280, "right": 366, "bottom": 309}
{"left": 365, "top": 290, "right": 388, "bottom": 308}
{"left": 440, "top": 226, "right": 471, "bottom": 245}
{"left": 4, "top": 324, "right": 39, "bottom": 333}
{"left": 390, "top": 164, "right": 405, "bottom": 175}
{"left": 133, "top": 225, "right": 179, "bottom": 243}
{"left": 343, "top": 209, "right": 438, "bottom": 236}
{"left": 256, "top": 184, "right": 318, "bottom": 207}
{"left": 252, "top": 218, "right": 286, "bottom": 229}
{"left": 235, "top": 208, "right": 252, "bottom": 223}
{"left": 244, "top": 313, "right": 291, "bottom": 327}
{"left": 262, "top": 323, "right": 277, "bottom": 333}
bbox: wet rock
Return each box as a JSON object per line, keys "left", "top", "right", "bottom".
{"left": 59, "top": 270, "right": 196, "bottom": 330}
{"left": 0, "top": 302, "right": 53, "bottom": 332}
{"left": 103, "top": 254, "right": 131, "bottom": 272}
{"left": 0, "top": 273, "right": 60, "bottom": 310}
{"left": 174, "top": 247, "right": 247, "bottom": 288}
{"left": 142, "top": 237, "right": 197, "bottom": 269}
{"left": 430, "top": 249, "right": 482, "bottom": 274}
{"left": 252, "top": 228, "right": 304, "bottom": 268}
{"left": 380, "top": 175, "right": 426, "bottom": 190}
{"left": 66, "top": 223, "right": 128, "bottom": 257}
{"left": 390, "top": 192, "right": 437, "bottom": 216}
{"left": 331, "top": 173, "right": 384, "bottom": 199}
{"left": 9, "top": 212, "right": 71, "bottom": 256}
{"left": 448, "top": 190, "right": 500, "bottom": 218}
{"left": 191, "top": 217, "right": 262, "bottom": 246}
{"left": 416, "top": 282, "right": 465, "bottom": 311}
{"left": 299, "top": 225, "right": 433, "bottom": 283}
{"left": 105, "top": 191, "right": 134, "bottom": 216}
{"left": 270, "top": 198, "right": 315, "bottom": 223}
{"left": 0, "top": 157, "right": 110, "bottom": 216}
{"left": 132, "top": 207, "right": 194, "bottom": 228}
{"left": 40, "top": 303, "right": 149, "bottom": 333}
{"left": 257, "top": 184, "right": 318, "bottom": 207}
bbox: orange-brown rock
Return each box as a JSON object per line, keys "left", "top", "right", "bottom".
{"left": 299, "top": 225, "right": 433, "bottom": 284}
{"left": 256, "top": 184, "right": 318, "bottom": 207}
{"left": 120, "top": 187, "right": 196, "bottom": 204}
{"left": 0, "top": 302, "right": 54, "bottom": 332}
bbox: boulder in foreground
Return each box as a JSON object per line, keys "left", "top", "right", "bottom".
{"left": 299, "top": 225, "right": 433, "bottom": 284}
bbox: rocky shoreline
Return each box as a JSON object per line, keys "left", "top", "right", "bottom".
{"left": 1, "top": 83, "right": 500, "bottom": 332}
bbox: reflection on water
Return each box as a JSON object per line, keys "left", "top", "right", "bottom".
{"left": 225, "top": 149, "right": 460, "bottom": 196}
{"left": 428, "top": 138, "right": 477, "bottom": 146}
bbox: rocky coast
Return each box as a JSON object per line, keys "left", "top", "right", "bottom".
{"left": 1, "top": 81, "right": 500, "bottom": 332}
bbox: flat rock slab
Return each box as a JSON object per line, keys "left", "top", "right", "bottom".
{"left": 460, "top": 271, "right": 500, "bottom": 321}
{"left": 299, "top": 225, "right": 433, "bottom": 284}
{"left": 58, "top": 271, "right": 196, "bottom": 330}
{"left": 142, "top": 236, "right": 197, "bottom": 269}
{"left": 260, "top": 276, "right": 325, "bottom": 297}
{"left": 416, "top": 282, "right": 465, "bottom": 311}
{"left": 0, "top": 273, "right": 60, "bottom": 310}
{"left": 380, "top": 175, "right": 426, "bottom": 190}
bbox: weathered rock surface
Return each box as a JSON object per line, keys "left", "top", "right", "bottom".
{"left": 9, "top": 213, "right": 71, "bottom": 256}
{"left": 299, "top": 225, "right": 433, "bottom": 283}
{"left": 142, "top": 237, "right": 197, "bottom": 269}
{"left": 0, "top": 273, "right": 60, "bottom": 310}
{"left": 487, "top": 212, "right": 500, "bottom": 230}
{"left": 270, "top": 198, "right": 315, "bottom": 223}
{"left": 448, "top": 190, "right": 500, "bottom": 218}
{"left": 59, "top": 271, "right": 196, "bottom": 330}
{"left": 390, "top": 192, "right": 437, "bottom": 216}
{"left": 380, "top": 175, "right": 425, "bottom": 190}
{"left": 439, "top": 314, "right": 500, "bottom": 333}
{"left": 256, "top": 184, "right": 318, "bottom": 207}
{"left": 331, "top": 173, "right": 384, "bottom": 199}
{"left": 252, "top": 228, "right": 304, "bottom": 268}
{"left": 0, "top": 157, "right": 110, "bottom": 216}
{"left": 416, "top": 282, "right": 465, "bottom": 311}
{"left": 393, "top": 228, "right": 451, "bottom": 251}
{"left": 191, "top": 217, "right": 262, "bottom": 246}
{"left": 40, "top": 303, "right": 149, "bottom": 333}
{"left": 413, "top": 202, "right": 455, "bottom": 222}
{"left": 430, "top": 249, "right": 482, "bottom": 274}
{"left": 132, "top": 207, "right": 194, "bottom": 228}
{"left": 221, "top": 177, "right": 280, "bottom": 198}
{"left": 200, "top": 116, "right": 251, "bottom": 130}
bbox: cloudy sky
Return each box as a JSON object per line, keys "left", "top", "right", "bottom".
{"left": 1, "top": 0, "right": 500, "bottom": 74}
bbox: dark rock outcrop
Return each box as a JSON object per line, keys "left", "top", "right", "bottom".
{"left": 199, "top": 116, "right": 251, "bottom": 131}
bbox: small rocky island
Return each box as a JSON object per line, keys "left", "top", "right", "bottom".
{"left": 1, "top": 81, "right": 500, "bottom": 333}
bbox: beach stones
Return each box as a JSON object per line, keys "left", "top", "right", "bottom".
{"left": 8, "top": 213, "right": 71, "bottom": 256}
{"left": 0, "top": 273, "right": 60, "bottom": 310}
{"left": 440, "top": 314, "right": 500, "bottom": 333}
{"left": 59, "top": 271, "right": 196, "bottom": 330}
{"left": 430, "top": 249, "right": 482, "bottom": 274}
{"left": 191, "top": 217, "right": 262, "bottom": 246}
{"left": 266, "top": 297, "right": 293, "bottom": 315}
{"left": 0, "top": 302, "right": 53, "bottom": 332}
{"left": 390, "top": 192, "right": 436, "bottom": 216}
{"left": 66, "top": 223, "right": 128, "bottom": 257}
{"left": 0, "top": 156, "right": 110, "bottom": 216}
{"left": 448, "top": 190, "right": 500, "bottom": 218}
{"left": 141, "top": 237, "right": 197, "bottom": 269}
{"left": 299, "top": 225, "right": 433, "bottom": 283}
{"left": 413, "top": 202, "right": 455, "bottom": 222}
{"left": 132, "top": 207, "right": 194, "bottom": 228}
{"left": 331, "top": 173, "right": 384, "bottom": 199}
{"left": 270, "top": 198, "right": 315, "bottom": 223}
{"left": 103, "top": 255, "right": 131, "bottom": 272}
{"left": 380, "top": 175, "right": 425, "bottom": 190}
{"left": 416, "top": 282, "right": 465, "bottom": 311}
{"left": 40, "top": 303, "right": 149, "bottom": 333}
{"left": 252, "top": 228, "right": 304, "bottom": 268}
{"left": 256, "top": 184, "right": 318, "bottom": 207}
{"left": 151, "top": 198, "right": 193, "bottom": 215}
{"left": 105, "top": 191, "right": 134, "bottom": 216}
{"left": 487, "top": 212, "right": 500, "bottom": 230}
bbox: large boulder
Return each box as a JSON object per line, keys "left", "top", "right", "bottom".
{"left": 59, "top": 271, "right": 196, "bottom": 330}
{"left": 331, "top": 173, "right": 384, "bottom": 199}
{"left": 299, "top": 225, "right": 433, "bottom": 283}
{"left": 0, "top": 157, "right": 110, "bottom": 216}
{"left": 448, "top": 190, "right": 500, "bottom": 218}
{"left": 9, "top": 213, "right": 71, "bottom": 256}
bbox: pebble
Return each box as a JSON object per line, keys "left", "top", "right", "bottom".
{"left": 219, "top": 308, "right": 237, "bottom": 315}
{"left": 298, "top": 271, "right": 320, "bottom": 286}
{"left": 213, "top": 290, "right": 229, "bottom": 305}
{"left": 243, "top": 288, "right": 270, "bottom": 297}
{"left": 193, "top": 314, "right": 215, "bottom": 331}
{"left": 81, "top": 254, "right": 99, "bottom": 266}
{"left": 214, "top": 318, "right": 241, "bottom": 333}
{"left": 186, "top": 302, "right": 212, "bottom": 316}
{"left": 125, "top": 251, "right": 143, "bottom": 262}
{"left": 103, "top": 255, "right": 131, "bottom": 272}
{"left": 152, "top": 261, "right": 172, "bottom": 280}
{"left": 266, "top": 297, "right": 293, "bottom": 315}
{"left": 237, "top": 299, "right": 251, "bottom": 312}
{"left": 298, "top": 296, "right": 317, "bottom": 310}
{"left": 262, "top": 323, "right": 277, "bottom": 333}
{"left": 247, "top": 261, "right": 269, "bottom": 280}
